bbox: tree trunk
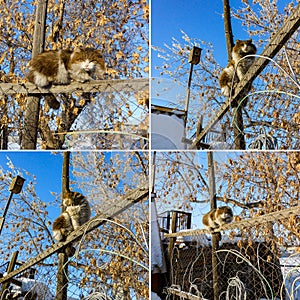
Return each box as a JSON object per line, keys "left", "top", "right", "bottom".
{"left": 62, "top": 151, "right": 70, "bottom": 196}
{"left": 1, "top": 46, "right": 16, "bottom": 150}
{"left": 223, "top": 0, "right": 234, "bottom": 60}
{"left": 56, "top": 152, "right": 70, "bottom": 300}
{"left": 233, "top": 107, "right": 246, "bottom": 149}
{"left": 21, "top": 0, "right": 48, "bottom": 149}
{"left": 208, "top": 152, "right": 220, "bottom": 300}
{"left": 223, "top": 0, "right": 246, "bottom": 149}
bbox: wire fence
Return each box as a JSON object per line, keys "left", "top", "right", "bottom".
{"left": 163, "top": 207, "right": 300, "bottom": 300}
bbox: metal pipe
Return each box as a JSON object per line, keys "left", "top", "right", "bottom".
{"left": 0, "top": 191, "right": 14, "bottom": 235}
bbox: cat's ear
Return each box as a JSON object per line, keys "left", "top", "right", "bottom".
{"left": 96, "top": 50, "right": 104, "bottom": 57}
{"left": 73, "top": 47, "right": 83, "bottom": 53}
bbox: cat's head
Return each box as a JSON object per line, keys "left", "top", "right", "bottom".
{"left": 234, "top": 39, "right": 257, "bottom": 55}
{"left": 63, "top": 191, "right": 74, "bottom": 206}
{"left": 70, "top": 47, "right": 106, "bottom": 76}
{"left": 63, "top": 191, "right": 86, "bottom": 207}
{"left": 216, "top": 206, "right": 233, "bottom": 224}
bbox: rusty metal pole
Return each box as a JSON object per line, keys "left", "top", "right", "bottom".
{"left": 184, "top": 47, "right": 202, "bottom": 149}
{"left": 0, "top": 176, "right": 25, "bottom": 235}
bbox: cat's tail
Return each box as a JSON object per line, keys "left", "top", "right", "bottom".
{"left": 65, "top": 245, "right": 76, "bottom": 257}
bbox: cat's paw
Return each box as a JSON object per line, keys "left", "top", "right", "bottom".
{"left": 66, "top": 205, "right": 80, "bottom": 215}
{"left": 221, "top": 86, "right": 231, "bottom": 97}
{"left": 56, "top": 77, "right": 70, "bottom": 85}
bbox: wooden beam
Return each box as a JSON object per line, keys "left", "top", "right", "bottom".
{"left": 190, "top": 3, "right": 300, "bottom": 149}
{"left": 0, "top": 78, "right": 149, "bottom": 96}
{"left": 0, "top": 183, "right": 148, "bottom": 284}
{"left": 0, "top": 251, "right": 19, "bottom": 296}
{"left": 165, "top": 205, "right": 300, "bottom": 238}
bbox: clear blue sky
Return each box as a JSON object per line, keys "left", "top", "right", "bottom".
{"left": 151, "top": 0, "right": 291, "bottom": 77}
{"left": 0, "top": 151, "right": 64, "bottom": 219}
{"left": 151, "top": 0, "right": 244, "bottom": 77}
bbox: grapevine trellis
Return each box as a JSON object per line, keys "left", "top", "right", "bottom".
{"left": 0, "top": 182, "right": 148, "bottom": 299}
{"left": 189, "top": 3, "right": 300, "bottom": 150}
{"left": 163, "top": 205, "right": 300, "bottom": 300}
{"left": 0, "top": 78, "right": 149, "bottom": 150}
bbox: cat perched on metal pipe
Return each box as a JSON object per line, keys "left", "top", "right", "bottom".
{"left": 27, "top": 47, "right": 106, "bottom": 109}
{"left": 52, "top": 191, "right": 91, "bottom": 242}
{"left": 219, "top": 39, "right": 256, "bottom": 98}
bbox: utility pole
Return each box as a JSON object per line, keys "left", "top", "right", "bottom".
{"left": 21, "top": 0, "right": 48, "bottom": 149}
{"left": 207, "top": 152, "right": 220, "bottom": 300}
{"left": 56, "top": 151, "right": 70, "bottom": 300}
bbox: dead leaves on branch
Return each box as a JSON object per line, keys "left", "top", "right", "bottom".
{"left": 1, "top": 0, "right": 149, "bottom": 149}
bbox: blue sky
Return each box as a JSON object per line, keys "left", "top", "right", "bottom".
{"left": 0, "top": 151, "right": 64, "bottom": 219}
{"left": 151, "top": 0, "right": 291, "bottom": 77}
{"left": 151, "top": 0, "right": 245, "bottom": 77}
{"left": 0, "top": 151, "right": 63, "bottom": 198}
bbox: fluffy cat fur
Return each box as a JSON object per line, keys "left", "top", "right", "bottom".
{"left": 62, "top": 191, "right": 91, "bottom": 230}
{"left": 202, "top": 206, "right": 233, "bottom": 231}
{"left": 52, "top": 191, "right": 91, "bottom": 242}
{"left": 27, "top": 47, "right": 106, "bottom": 109}
{"left": 52, "top": 209, "right": 75, "bottom": 242}
{"left": 219, "top": 39, "right": 257, "bottom": 98}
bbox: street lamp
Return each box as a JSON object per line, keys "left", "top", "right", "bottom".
{"left": 0, "top": 175, "right": 25, "bottom": 235}
{"left": 184, "top": 46, "right": 202, "bottom": 147}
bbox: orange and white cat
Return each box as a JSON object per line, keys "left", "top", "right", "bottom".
{"left": 219, "top": 39, "right": 256, "bottom": 97}
{"left": 27, "top": 47, "right": 106, "bottom": 108}
{"left": 202, "top": 206, "right": 233, "bottom": 231}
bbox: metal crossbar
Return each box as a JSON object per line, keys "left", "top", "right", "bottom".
{"left": 0, "top": 78, "right": 149, "bottom": 95}
{"left": 165, "top": 205, "right": 300, "bottom": 238}
{"left": 190, "top": 3, "right": 300, "bottom": 149}
{"left": 0, "top": 182, "right": 149, "bottom": 284}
